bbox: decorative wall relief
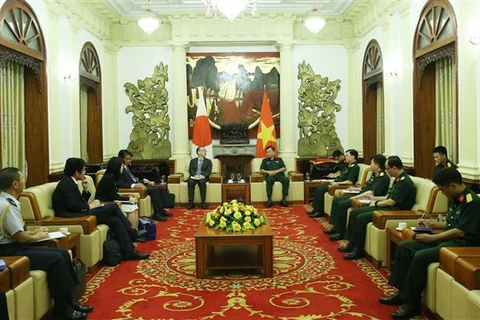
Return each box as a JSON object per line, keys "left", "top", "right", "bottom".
{"left": 297, "top": 61, "right": 343, "bottom": 157}
{"left": 124, "top": 63, "right": 171, "bottom": 159}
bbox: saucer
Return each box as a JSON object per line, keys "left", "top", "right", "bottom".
{"left": 395, "top": 227, "right": 404, "bottom": 231}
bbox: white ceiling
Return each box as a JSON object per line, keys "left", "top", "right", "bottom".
{"left": 105, "top": 0, "right": 354, "bottom": 19}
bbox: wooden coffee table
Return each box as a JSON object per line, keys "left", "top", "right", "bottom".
{"left": 194, "top": 214, "right": 273, "bottom": 279}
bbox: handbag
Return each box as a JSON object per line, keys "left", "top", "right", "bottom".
{"left": 102, "top": 230, "right": 122, "bottom": 266}
{"left": 138, "top": 216, "right": 157, "bottom": 240}
{"left": 72, "top": 257, "right": 86, "bottom": 300}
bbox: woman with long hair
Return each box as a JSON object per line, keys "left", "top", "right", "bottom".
{"left": 96, "top": 157, "right": 147, "bottom": 242}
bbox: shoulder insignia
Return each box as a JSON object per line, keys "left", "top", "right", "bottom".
{"left": 447, "top": 163, "right": 452, "bottom": 167}
{"left": 349, "top": 164, "right": 353, "bottom": 167}
{"left": 466, "top": 193, "right": 473, "bottom": 203}
{"left": 400, "top": 176, "right": 405, "bottom": 181}
{"left": 7, "top": 198, "right": 17, "bottom": 207}
{"left": 379, "top": 172, "right": 384, "bottom": 176}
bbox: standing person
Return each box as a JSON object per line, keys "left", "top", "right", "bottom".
{"left": 325, "top": 154, "right": 390, "bottom": 241}
{"left": 259, "top": 146, "right": 289, "bottom": 207}
{"left": 339, "top": 155, "right": 416, "bottom": 259}
{"left": 95, "top": 157, "right": 147, "bottom": 242}
{"left": 433, "top": 145, "right": 457, "bottom": 175}
{"left": 379, "top": 168, "right": 480, "bottom": 319}
{"left": 52, "top": 158, "right": 149, "bottom": 261}
{"left": 308, "top": 149, "right": 360, "bottom": 218}
{"left": 0, "top": 167, "right": 93, "bottom": 320}
{"left": 187, "top": 147, "right": 212, "bottom": 209}
{"left": 117, "top": 149, "right": 172, "bottom": 221}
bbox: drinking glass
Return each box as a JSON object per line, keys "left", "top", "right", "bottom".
{"left": 236, "top": 173, "right": 242, "bottom": 182}
{"left": 229, "top": 173, "right": 235, "bottom": 181}
{"left": 305, "top": 172, "right": 310, "bottom": 181}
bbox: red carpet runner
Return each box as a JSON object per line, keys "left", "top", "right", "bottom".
{"left": 84, "top": 205, "right": 399, "bottom": 319}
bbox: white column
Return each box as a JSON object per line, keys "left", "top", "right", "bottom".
{"left": 170, "top": 42, "right": 191, "bottom": 172}
{"left": 277, "top": 41, "right": 296, "bottom": 158}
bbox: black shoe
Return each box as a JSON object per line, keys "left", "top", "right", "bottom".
{"left": 391, "top": 303, "right": 421, "bottom": 319}
{"left": 329, "top": 232, "right": 344, "bottom": 241}
{"left": 152, "top": 212, "right": 167, "bottom": 221}
{"left": 71, "top": 300, "right": 94, "bottom": 313}
{"left": 266, "top": 199, "right": 272, "bottom": 207}
{"left": 308, "top": 211, "right": 324, "bottom": 218}
{"left": 163, "top": 211, "right": 173, "bottom": 217}
{"left": 338, "top": 243, "right": 353, "bottom": 253}
{"left": 134, "top": 236, "right": 147, "bottom": 243}
{"left": 124, "top": 250, "right": 150, "bottom": 261}
{"left": 344, "top": 248, "right": 364, "bottom": 260}
{"left": 280, "top": 199, "right": 289, "bottom": 207}
{"left": 323, "top": 227, "right": 337, "bottom": 235}
{"left": 187, "top": 203, "right": 194, "bottom": 209}
{"left": 201, "top": 203, "right": 208, "bottom": 209}
{"left": 379, "top": 292, "right": 403, "bottom": 306}
{"left": 55, "top": 308, "right": 87, "bottom": 320}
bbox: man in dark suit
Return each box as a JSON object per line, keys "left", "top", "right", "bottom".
{"left": 117, "top": 149, "right": 172, "bottom": 221}
{"left": 0, "top": 167, "right": 93, "bottom": 320}
{"left": 52, "top": 158, "right": 149, "bottom": 261}
{"left": 188, "top": 147, "right": 212, "bottom": 209}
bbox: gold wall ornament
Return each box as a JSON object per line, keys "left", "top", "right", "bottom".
{"left": 297, "top": 61, "right": 343, "bottom": 157}
{"left": 124, "top": 63, "right": 171, "bottom": 159}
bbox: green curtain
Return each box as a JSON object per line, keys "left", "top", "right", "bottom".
{"left": 435, "top": 57, "right": 457, "bottom": 163}
{"left": 0, "top": 61, "right": 26, "bottom": 175}
{"left": 376, "top": 82, "right": 385, "bottom": 154}
{"left": 80, "top": 84, "right": 88, "bottom": 162}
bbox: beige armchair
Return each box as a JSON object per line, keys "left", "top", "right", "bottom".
{"left": 95, "top": 169, "right": 152, "bottom": 217}
{"left": 250, "top": 158, "right": 304, "bottom": 205}
{"left": 18, "top": 175, "right": 105, "bottom": 269}
{"left": 324, "top": 163, "right": 371, "bottom": 216}
{"left": 365, "top": 176, "right": 448, "bottom": 267}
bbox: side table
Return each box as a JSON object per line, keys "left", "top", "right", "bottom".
{"left": 41, "top": 232, "right": 81, "bottom": 258}
{"left": 303, "top": 180, "right": 330, "bottom": 204}
{"left": 386, "top": 227, "right": 402, "bottom": 271}
{"left": 222, "top": 182, "right": 251, "bottom": 204}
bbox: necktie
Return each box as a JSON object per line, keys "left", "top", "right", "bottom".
{"left": 126, "top": 166, "right": 138, "bottom": 183}
{"left": 196, "top": 159, "right": 203, "bottom": 175}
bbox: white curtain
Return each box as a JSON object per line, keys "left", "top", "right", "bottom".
{"left": 435, "top": 57, "right": 457, "bottom": 163}
{"left": 0, "top": 61, "right": 26, "bottom": 174}
{"left": 80, "top": 85, "right": 88, "bottom": 161}
{"left": 376, "top": 82, "right": 385, "bottom": 154}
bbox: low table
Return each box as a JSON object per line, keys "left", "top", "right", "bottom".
{"left": 386, "top": 227, "right": 402, "bottom": 271}
{"left": 194, "top": 214, "right": 273, "bottom": 279}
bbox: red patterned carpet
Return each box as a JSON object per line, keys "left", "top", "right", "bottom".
{"left": 83, "top": 205, "right": 399, "bottom": 319}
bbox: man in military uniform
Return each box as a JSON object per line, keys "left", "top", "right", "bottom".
{"left": 0, "top": 167, "right": 93, "bottom": 320}
{"left": 339, "top": 156, "right": 416, "bottom": 259}
{"left": 379, "top": 168, "right": 480, "bottom": 319}
{"left": 260, "top": 146, "right": 289, "bottom": 207}
{"left": 308, "top": 149, "right": 360, "bottom": 218}
{"left": 433, "top": 145, "right": 457, "bottom": 175}
{"left": 325, "top": 154, "right": 390, "bottom": 241}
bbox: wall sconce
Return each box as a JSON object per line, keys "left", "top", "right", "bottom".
{"left": 469, "top": 20, "right": 480, "bottom": 45}
{"left": 61, "top": 65, "right": 77, "bottom": 82}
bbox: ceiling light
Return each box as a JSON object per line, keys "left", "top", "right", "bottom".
{"left": 304, "top": 8, "right": 326, "bottom": 35}
{"left": 138, "top": 0, "right": 160, "bottom": 36}
{"left": 202, "top": 0, "right": 257, "bottom": 21}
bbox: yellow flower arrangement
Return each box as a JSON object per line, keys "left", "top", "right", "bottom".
{"left": 204, "top": 199, "right": 266, "bottom": 232}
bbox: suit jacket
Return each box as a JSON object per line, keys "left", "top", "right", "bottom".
{"left": 188, "top": 157, "right": 212, "bottom": 179}
{"left": 52, "top": 176, "right": 91, "bottom": 217}
{"left": 117, "top": 165, "right": 140, "bottom": 188}
{"left": 95, "top": 173, "right": 129, "bottom": 202}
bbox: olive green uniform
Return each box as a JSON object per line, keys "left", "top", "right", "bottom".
{"left": 260, "top": 157, "right": 289, "bottom": 198}
{"left": 434, "top": 159, "right": 457, "bottom": 175}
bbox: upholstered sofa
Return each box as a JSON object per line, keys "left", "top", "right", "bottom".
{"left": 250, "top": 157, "right": 304, "bottom": 205}
{"left": 167, "top": 158, "right": 222, "bottom": 205}
{"left": 95, "top": 169, "right": 153, "bottom": 217}
{"left": 365, "top": 176, "right": 448, "bottom": 267}
{"left": 323, "top": 163, "right": 371, "bottom": 216}
{"left": 18, "top": 175, "right": 106, "bottom": 269}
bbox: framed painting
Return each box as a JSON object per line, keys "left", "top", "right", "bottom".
{"left": 186, "top": 52, "right": 280, "bottom": 140}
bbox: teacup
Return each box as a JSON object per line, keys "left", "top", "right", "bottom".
{"left": 398, "top": 222, "right": 407, "bottom": 230}
{"left": 59, "top": 227, "right": 69, "bottom": 234}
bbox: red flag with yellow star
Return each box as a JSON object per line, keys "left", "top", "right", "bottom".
{"left": 256, "top": 89, "right": 277, "bottom": 157}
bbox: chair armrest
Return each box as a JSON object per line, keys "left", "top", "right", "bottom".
{"left": 351, "top": 198, "right": 370, "bottom": 208}
{"left": 440, "top": 247, "right": 480, "bottom": 290}
{"left": 167, "top": 173, "right": 182, "bottom": 184}
{"left": 372, "top": 210, "right": 424, "bottom": 229}
{"left": 250, "top": 173, "right": 264, "bottom": 183}
{"left": 288, "top": 172, "right": 304, "bottom": 182}
{"left": 328, "top": 184, "right": 356, "bottom": 196}
{"left": 119, "top": 187, "right": 147, "bottom": 198}
{"left": 25, "top": 215, "right": 98, "bottom": 235}
{"left": 209, "top": 173, "right": 222, "bottom": 183}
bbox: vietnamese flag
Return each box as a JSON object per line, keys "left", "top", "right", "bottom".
{"left": 256, "top": 89, "right": 277, "bottom": 157}
{"left": 191, "top": 87, "right": 212, "bottom": 157}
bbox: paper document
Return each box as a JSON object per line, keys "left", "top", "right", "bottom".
{"left": 36, "top": 231, "right": 66, "bottom": 242}
{"left": 345, "top": 190, "right": 361, "bottom": 194}
{"left": 358, "top": 199, "right": 371, "bottom": 204}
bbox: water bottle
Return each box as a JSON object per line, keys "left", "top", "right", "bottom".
{"left": 305, "top": 172, "right": 310, "bottom": 181}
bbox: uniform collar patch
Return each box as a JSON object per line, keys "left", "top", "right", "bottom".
{"left": 7, "top": 197, "right": 17, "bottom": 207}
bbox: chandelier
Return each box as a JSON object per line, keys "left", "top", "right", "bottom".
{"left": 202, "top": 0, "right": 257, "bottom": 21}
{"left": 304, "top": 8, "right": 326, "bottom": 35}
{"left": 137, "top": 0, "right": 160, "bottom": 36}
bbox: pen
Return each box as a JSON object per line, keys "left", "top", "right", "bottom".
{"left": 419, "top": 211, "right": 426, "bottom": 220}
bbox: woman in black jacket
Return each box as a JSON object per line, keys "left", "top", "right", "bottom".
{"left": 96, "top": 157, "right": 146, "bottom": 242}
